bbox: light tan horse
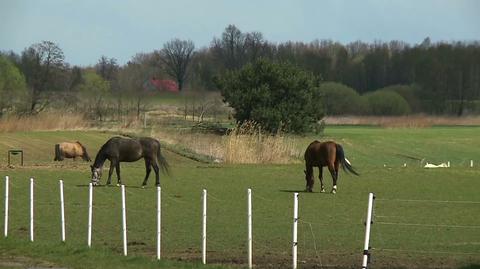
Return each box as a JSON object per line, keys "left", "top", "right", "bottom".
{"left": 54, "top": 141, "right": 91, "bottom": 162}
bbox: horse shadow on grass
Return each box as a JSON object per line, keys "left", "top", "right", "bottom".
{"left": 75, "top": 184, "right": 148, "bottom": 189}
{"left": 279, "top": 189, "right": 331, "bottom": 194}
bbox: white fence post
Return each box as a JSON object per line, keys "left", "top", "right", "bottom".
{"left": 157, "top": 186, "right": 161, "bottom": 260}
{"left": 292, "top": 192, "right": 299, "bottom": 269}
{"left": 30, "top": 178, "right": 34, "bottom": 242}
{"left": 87, "top": 183, "right": 93, "bottom": 247}
{"left": 59, "top": 180, "right": 65, "bottom": 242}
{"left": 247, "top": 188, "right": 253, "bottom": 269}
{"left": 362, "top": 193, "right": 375, "bottom": 269}
{"left": 4, "top": 176, "right": 9, "bottom": 238}
{"left": 202, "top": 189, "right": 207, "bottom": 265}
{"left": 121, "top": 185, "right": 127, "bottom": 256}
{"left": 471, "top": 160, "right": 474, "bottom": 168}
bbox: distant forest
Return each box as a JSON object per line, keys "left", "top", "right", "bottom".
{"left": 1, "top": 24, "right": 480, "bottom": 117}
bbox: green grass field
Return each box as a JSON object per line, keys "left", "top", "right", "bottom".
{"left": 0, "top": 127, "right": 479, "bottom": 269}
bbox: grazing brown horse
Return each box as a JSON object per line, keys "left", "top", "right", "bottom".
{"left": 90, "top": 136, "right": 169, "bottom": 187}
{"left": 304, "top": 140, "right": 359, "bottom": 193}
{"left": 54, "top": 141, "right": 91, "bottom": 162}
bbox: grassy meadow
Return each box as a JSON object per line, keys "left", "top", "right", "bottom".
{"left": 0, "top": 126, "right": 479, "bottom": 269}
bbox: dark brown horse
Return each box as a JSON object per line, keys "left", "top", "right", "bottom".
{"left": 54, "top": 141, "right": 91, "bottom": 162}
{"left": 304, "top": 140, "right": 359, "bottom": 193}
{"left": 90, "top": 136, "right": 169, "bottom": 187}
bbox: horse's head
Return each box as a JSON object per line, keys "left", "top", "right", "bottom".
{"left": 83, "top": 152, "right": 92, "bottom": 162}
{"left": 90, "top": 165, "right": 102, "bottom": 185}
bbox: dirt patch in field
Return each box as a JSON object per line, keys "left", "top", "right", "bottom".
{"left": 0, "top": 254, "right": 67, "bottom": 269}
{"left": 164, "top": 250, "right": 480, "bottom": 269}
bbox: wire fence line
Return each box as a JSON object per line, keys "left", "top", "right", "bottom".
{"left": 376, "top": 198, "right": 480, "bottom": 204}
{"left": 376, "top": 221, "right": 480, "bottom": 229}
{"left": 1, "top": 177, "right": 364, "bottom": 266}
{"left": 370, "top": 197, "right": 480, "bottom": 261}
{"left": 3, "top": 176, "right": 479, "bottom": 268}
{"left": 373, "top": 248, "right": 480, "bottom": 256}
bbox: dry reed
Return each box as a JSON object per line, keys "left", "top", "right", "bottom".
{"left": 223, "top": 121, "right": 300, "bottom": 164}
{"left": 153, "top": 121, "right": 301, "bottom": 164}
{"left": 0, "top": 113, "right": 90, "bottom": 132}
{"left": 153, "top": 128, "right": 225, "bottom": 161}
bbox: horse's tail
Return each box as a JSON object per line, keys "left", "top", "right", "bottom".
{"left": 336, "top": 144, "right": 359, "bottom": 176}
{"left": 54, "top": 144, "right": 62, "bottom": 161}
{"left": 156, "top": 141, "right": 170, "bottom": 176}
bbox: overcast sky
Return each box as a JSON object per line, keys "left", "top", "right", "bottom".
{"left": 1, "top": 0, "right": 479, "bottom": 66}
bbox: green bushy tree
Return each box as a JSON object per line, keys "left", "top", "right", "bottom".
{"left": 216, "top": 59, "right": 323, "bottom": 133}
{"left": 317, "top": 82, "right": 368, "bottom": 115}
{"left": 364, "top": 90, "right": 411, "bottom": 115}
{"left": 376, "top": 84, "right": 423, "bottom": 113}
{"left": 0, "top": 55, "right": 28, "bottom": 116}
{"left": 76, "top": 71, "right": 110, "bottom": 120}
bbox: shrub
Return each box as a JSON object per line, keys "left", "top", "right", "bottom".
{"left": 376, "top": 84, "right": 422, "bottom": 113}
{"left": 364, "top": 90, "right": 411, "bottom": 115}
{"left": 216, "top": 59, "right": 323, "bottom": 133}
{"left": 317, "top": 82, "right": 368, "bottom": 115}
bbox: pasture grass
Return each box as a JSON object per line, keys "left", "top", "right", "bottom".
{"left": 0, "top": 127, "right": 479, "bottom": 269}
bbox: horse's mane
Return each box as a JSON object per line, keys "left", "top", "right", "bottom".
{"left": 76, "top": 141, "right": 87, "bottom": 153}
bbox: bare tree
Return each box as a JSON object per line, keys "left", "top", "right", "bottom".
{"left": 20, "top": 41, "right": 65, "bottom": 114}
{"left": 95, "top": 56, "right": 119, "bottom": 82}
{"left": 118, "top": 61, "right": 152, "bottom": 119}
{"left": 212, "top": 24, "right": 246, "bottom": 70}
{"left": 159, "top": 39, "right": 195, "bottom": 91}
{"left": 244, "top": 31, "right": 267, "bottom": 62}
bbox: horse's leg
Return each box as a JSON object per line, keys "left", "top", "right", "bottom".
{"left": 152, "top": 161, "right": 160, "bottom": 187}
{"left": 142, "top": 159, "right": 152, "bottom": 187}
{"left": 328, "top": 163, "right": 338, "bottom": 194}
{"left": 305, "top": 165, "right": 314, "bottom": 192}
{"left": 115, "top": 162, "right": 122, "bottom": 186}
{"left": 107, "top": 161, "right": 115, "bottom": 185}
{"left": 333, "top": 161, "right": 340, "bottom": 193}
{"left": 318, "top": 167, "right": 325, "bottom": 193}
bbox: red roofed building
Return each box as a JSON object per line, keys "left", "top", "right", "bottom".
{"left": 143, "top": 77, "right": 179, "bottom": 93}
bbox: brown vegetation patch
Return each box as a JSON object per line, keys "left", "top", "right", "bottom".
{"left": 325, "top": 115, "right": 480, "bottom": 128}
{"left": 0, "top": 113, "right": 90, "bottom": 133}
{"left": 153, "top": 121, "right": 301, "bottom": 164}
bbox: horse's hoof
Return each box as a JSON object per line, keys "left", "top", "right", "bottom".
{"left": 331, "top": 189, "right": 336, "bottom": 194}
{"left": 116, "top": 183, "right": 120, "bottom": 187}
{"left": 141, "top": 185, "right": 145, "bottom": 189}
{"left": 320, "top": 189, "right": 325, "bottom": 193}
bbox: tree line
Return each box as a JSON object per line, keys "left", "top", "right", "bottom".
{"left": 1, "top": 24, "right": 480, "bottom": 120}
